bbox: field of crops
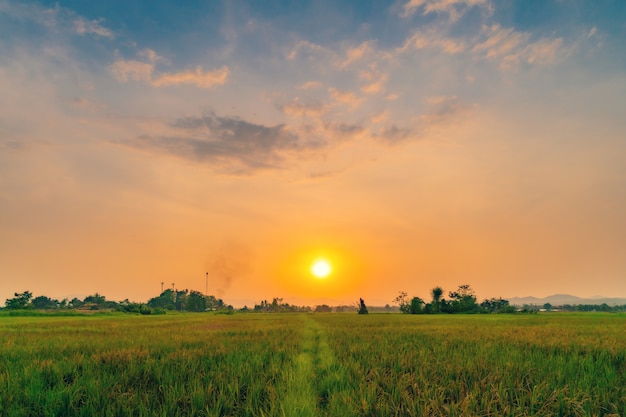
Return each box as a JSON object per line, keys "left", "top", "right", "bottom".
{"left": 1, "top": 312, "right": 625, "bottom": 416}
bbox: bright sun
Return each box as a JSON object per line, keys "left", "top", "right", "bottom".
{"left": 311, "top": 259, "right": 332, "bottom": 278}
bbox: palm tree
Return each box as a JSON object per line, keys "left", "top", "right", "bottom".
{"left": 431, "top": 286, "right": 443, "bottom": 312}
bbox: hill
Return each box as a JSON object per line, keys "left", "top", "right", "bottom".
{"left": 509, "top": 294, "right": 626, "bottom": 306}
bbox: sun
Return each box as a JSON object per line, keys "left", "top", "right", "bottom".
{"left": 311, "top": 259, "right": 332, "bottom": 279}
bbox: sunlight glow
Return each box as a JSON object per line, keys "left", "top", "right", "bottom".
{"left": 311, "top": 259, "right": 332, "bottom": 278}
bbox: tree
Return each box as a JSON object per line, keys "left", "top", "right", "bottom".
{"left": 394, "top": 292, "right": 424, "bottom": 314}
{"left": 480, "top": 297, "right": 514, "bottom": 313}
{"left": 448, "top": 284, "right": 478, "bottom": 313}
{"left": 147, "top": 289, "right": 176, "bottom": 310}
{"left": 358, "top": 298, "right": 368, "bottom": 315}
{"left": 431, "top": 286, "right": 444, "bottom": 313}
{"left": 32, "top": 295, "right": 59, "bottom": 309}
{"left": 5, "top": 291, "right": 33, "bottom": 309}
{"left": 187, "top": 291, "right": 206, "bottom": 312}
{"left": 84, "top": 293, "right": 106, "bottom": 306}
{"left": 408, "top": 297, "right": 424, "bottom": 314}
{"left": 315, "top": 304, "right": 332, "bottom": 313}
{"left": 394, "top": 291, "right": 411, "bottom": 314}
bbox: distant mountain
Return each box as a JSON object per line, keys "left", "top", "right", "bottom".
{"left": 509, "top": 294, "right": 626, "bottom": 306}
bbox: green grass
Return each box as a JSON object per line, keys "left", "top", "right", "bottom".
{"left": 1, "top": 313, "right": 624, "bottom": 416}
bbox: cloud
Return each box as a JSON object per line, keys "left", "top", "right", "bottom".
{"left": 109, "top": 52, "right": 229, "bottom": 89}
{"left": 395, "top": 22, "right": 565, "bottom": 71}
{"left": 400, "top": 29, "right": 466, "bottom": 54}
{"left": 359, "top": 67, "right": 388, "bottom": 94}
{"left": 328, "top": 87, "right": 363, "bottom": 109}
{"left": 338, "top": 41, "right": 373, "bottom": 68}
{"left": 152, "top": 66, "right": 229, "bottom": 88}
{"left": 473, "top": 24, "right": 564, "bottom": 69}
{"left": 287, "top": 40, "right": 326, "bottom": 61}
{"left": 280, "top": 98, "right": 327, "bottom": 118}
{"left": 401, "top": 0, "right": 490, "bottom": 20}
{"left": 109, "top": 59, "right": 154, "bottom": 83}
{"left": 375, "top": 96, "right": 471, "bottom": 144}
{"left": 587, "top": 27, "right": 598, "bottom": 38}
{"left": 73, "top": 17, "right": 113, "bottom": 38}
{"left": 122, "top": 113, "right": 310, "bottom": 171}
{"left": 0, "top": 1, "right": 113, "bottom": 38}
{"left": 297, "top": 81, "right": 322, "bottom": 90}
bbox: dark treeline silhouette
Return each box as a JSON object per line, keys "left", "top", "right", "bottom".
{"left": 394, "top": 284, "right": 517, "bottom": 314}
{"left": 2, "top": 290, "right": 231, "bottom": 314}
{"left": 245, "top": 298, "right": 311, "bottom": 313}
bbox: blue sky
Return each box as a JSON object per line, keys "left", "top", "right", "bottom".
{"left": 1, "top": 0, "right": 625, "bottom": 306}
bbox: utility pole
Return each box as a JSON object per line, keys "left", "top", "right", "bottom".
{"left": 205, "top": 272, "right": 208, "bottom": 297}
{"left": 161, "top": 281, "right": 164, "bottom": 293}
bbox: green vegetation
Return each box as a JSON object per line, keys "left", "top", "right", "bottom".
{"left": 3, "top": 290, "right": 231, "bottom": 314}
{"left": 1, "top": 313, "right": 625, "bottom": 416}
{"left": 395, "top": 285, "right": 517, "bottom": 314}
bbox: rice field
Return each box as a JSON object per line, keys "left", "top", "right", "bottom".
{"left": 1, "top": 312, "right": 624, "bottom": 416}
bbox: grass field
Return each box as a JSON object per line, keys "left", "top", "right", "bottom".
{"left": 1, "top": 312, "right": 625, "bottom": 416}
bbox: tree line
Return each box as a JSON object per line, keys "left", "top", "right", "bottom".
{"left": 393, "top": 284, "right": 516, "bottom": 314}
{"left": 2, "top": 290, "right": 232, "bottom": 314}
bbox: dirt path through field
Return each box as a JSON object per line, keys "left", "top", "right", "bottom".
{"left": 276, "top": 315, "right": 352, "bottom": 417}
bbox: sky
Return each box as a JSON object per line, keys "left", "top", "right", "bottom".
{"left": 1, "top": 0, "right": 625, "bottom": 308}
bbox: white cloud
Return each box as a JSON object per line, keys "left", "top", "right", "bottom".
{"left": 401, "top": 0, "right": 490, "bottom": 20}
{"left": 73, "top": 17, "right": 114, "bottom": 38}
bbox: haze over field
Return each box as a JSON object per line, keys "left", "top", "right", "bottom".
{"left": 1, "top": 0, "right": 625, "bottom": 307}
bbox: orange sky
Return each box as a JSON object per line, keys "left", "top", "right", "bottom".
{"left": 1, "top": 0, "right": 626, "bottom": 307}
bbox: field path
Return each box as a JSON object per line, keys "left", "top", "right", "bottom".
{"left": 274, "top": 315, "right": 353, "bottom": 417}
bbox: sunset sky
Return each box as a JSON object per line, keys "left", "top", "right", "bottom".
{"left": 1, "top": 0, "right": 625, "bottom": 307}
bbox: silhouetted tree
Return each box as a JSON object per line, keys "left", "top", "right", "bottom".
{"left": 480, "top": 297, "right": 514, "bottom": 313}
{"left": 448, "top": 284, "right": 478, "bottom": 313}
{"left": 315, "top": 304, "right": 332, "bottom": 313}
{"left": 31, "top": 295, "right": 59, "bottom": 309}
{"left": 431, "top": 286, "right": 443, "bottom": 312}
{"left": 409, "top": 297, "right": 424, "bottom": 314}
{"left": 4, "top": 291, "right": 33, "bottom": 309}
{"left": 394, "top": 291, "right": 411, "bottom": 314}
{"left": 358, "top": 298, "right": 368, "bottom": 314}
{"left": 187, "top": 291, "right": 207, "bottom": 312}
{"left": 147, "top": 289, "right": 176, "bottom": 310}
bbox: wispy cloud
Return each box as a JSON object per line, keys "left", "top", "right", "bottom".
{"left": 73, "top": 16, "right": 113, "bottom": 38}
{"left": 401, "top": 0, "right": 491, "bottom": 20}
{"left": 152, "top": 66, "right": 229, "bottom": 88}
{"left": 337, "top": 41, "right": 373, "bottom": 68}
{"left": 0, "top": 1, "right": 114, "bottom": 38}
{"left": 473, "top": 24, "right": 564, "bottom": 69}
{"left": 328, "top": 87, "right": 363, "bottom": 109}
{"left": 287, "top": 40, "right": 326, "bottom": 61}
{"left": 359, "top": 66, "right": 388, "bottom": 94}
{"left": 109, "top": 52, "right": 229, "bottom": 89}
{"left": 400, "top": 29, "right": 466, "bottom": 54}
{"left": 280, "top": 98, "right": 327, "bottom": 118}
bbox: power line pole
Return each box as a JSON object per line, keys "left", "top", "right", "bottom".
{"left": 205, "top": 272, "right": 208, "bottom": 297}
